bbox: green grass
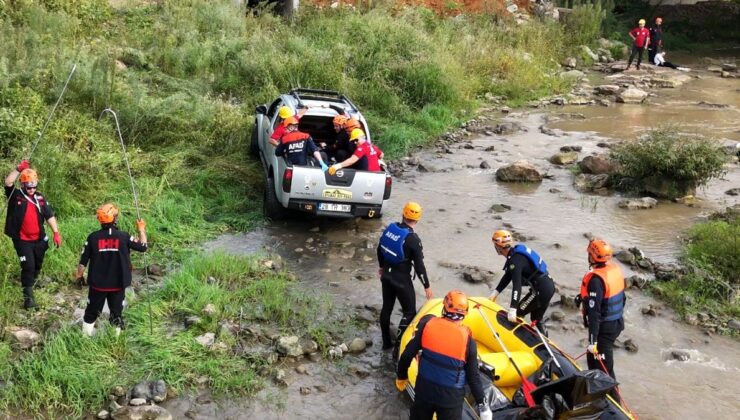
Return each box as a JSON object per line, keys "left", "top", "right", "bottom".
{"left": 0, "top": 252, "right": 354, "bottom": 417}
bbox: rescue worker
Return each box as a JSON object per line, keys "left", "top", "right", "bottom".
{"left": 377, "top": 202, "right": 432, "bottom": 350}
{"left": 488, "top": 230, "right": 555, "bottom": 335}
{"left": 328, "top": 129, "right": 383, "bottom": 175}
{"left": 396, "top": 290, "right": 492, "bottom": 420}
{"left": 578, "top": 239, "right": 626, "bottom": 382}
{"left": 274, "top": 117, "right": 329, "bottom": 170}
{"left": 4, "top": 160, "right": 62, "bottom": 309}
{"left": 334, "top": 117, "right": 361, "bottom": 162}
{"left": 268, "top": 105, "right": 308, "bottom": 147}
{"left": 626, "top": 19, "right": 650, "bottom": 71}
{"left": 648, "top": 17, "right": 663, "bottom": 65}
{"left": 75, "top": 204, "right": 147, "bottom": 337}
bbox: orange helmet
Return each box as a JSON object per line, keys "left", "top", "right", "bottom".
{"left": 344, "top": 118, "right": 360, "bottom": 132}
{"left": 283, "top": 116, "right": 299, "bottom": 127}
{"left": 402, "top": 202, "right": 422, "bottom": 221}
{"left": 492, "top": 230, "right": 513, "bottom": 248}
{"left": 19, "top": 168, "right": 38, "bottom": 187}
{"left": 333, "top": 115, "right": 348, "bottom": 127}
{"left": 97, "top": 203, "right": 119, "bottom": 224}
{"left": 443, "top": 290, "right": 469, "bottom": 320}
{"left": 587, "top": 239, "right": 613, "bottom": 264}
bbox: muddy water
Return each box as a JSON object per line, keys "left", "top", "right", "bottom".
{"left": 177, "top": 68, "right": 740, "bottom": 419}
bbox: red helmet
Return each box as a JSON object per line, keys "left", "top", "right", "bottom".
{"left": 442, "top": 290, "right": 468, "bottom": 320}
{"left": 587, "top": 239, "right": 613, "bottom": 264}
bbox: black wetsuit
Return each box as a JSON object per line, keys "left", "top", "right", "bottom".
{"left": 377, "top": 222, "right": 430, "bottom": 348}
{"left": 648, "top": 25, "right": 663, "bottom": 63}
{"left": 494, "top": 251, "right": 555, "bottom": 333}
{"left": 583, "top": 273, "right": 625, "bottom": 383}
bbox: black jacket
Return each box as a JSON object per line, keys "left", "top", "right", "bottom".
{"left": 4, "top": 185, "right": 54, "bottom": 240}
{"left": 495, "top": 252, "right": 546, "bottom": 308}
{"left": 79, "top": 226, "right": 148, "bottom": 290}
{"left": 397, "top": 314, "right": 485, "bottom": 408}
{"left": 377, "top": 222, "right": 430, "bottom": 288}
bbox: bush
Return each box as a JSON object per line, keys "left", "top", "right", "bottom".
{"left": 564, "top": 0, "right": 606, "bottom": 48}
{"left": 685, "top": 218, "right": 739, "bottom": 286}
{"left": 610, "top": 128, "right": 728, "bottom": 198}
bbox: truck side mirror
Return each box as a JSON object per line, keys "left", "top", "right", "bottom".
{"left": 255, "top": 105, "right": 267, "bottom": 115}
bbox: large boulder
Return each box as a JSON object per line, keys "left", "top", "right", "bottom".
{"left": 579, "top": 154, "right": 616, "bottom": 174}
{"left": 6, "top": 327, "right": 40, "bottom": 350}
{"left": 618, "top": 197, "right": 658, "bottom": 210}
{"left": 616, "top": 87, "right": 648, "bottom": 104}
{"left": 644, "top": 176, "right": 696, "bottom": 199}
{"left": 595, "top": 85, "right": 620, "bottom": 95}
{"left": 496, "top": 160, "right": 543, "bottom": 183}
{"left": 573, "top": 173, "right": 609, "bottom": 193}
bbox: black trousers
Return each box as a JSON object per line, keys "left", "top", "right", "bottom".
{"left": 647, "top": 46, "right": 658, "bottom": 65}
{"left": 12, "top": 239, "right": 49, "bottom": 287}
{"left": 84, "top": 288, "right": 126, "bottom": 328}
{"left": 658, "top": 62, "right": 679, "bottom": 70}
{"left": 587, "top": 318, "right": 624, "bottom": 380}
{"left": 380, "top": 275, "right": 416, "bottom": 346}
{"left": 517, "top": 276, "right": 555, "bottom": 333}
{"left": 410, "top": 399, "right": 462, "bottom": 420}
{"left": 627, "top": 46, "right": 645, "bottom": 68}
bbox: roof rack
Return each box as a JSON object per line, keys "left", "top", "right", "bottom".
{"left": 289, "top": 88, "right": 359, "bottom": 113}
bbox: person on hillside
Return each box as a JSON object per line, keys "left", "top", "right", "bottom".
{"left": 396, "top": 290, "right": 492, "bottom": 420}
{"left": 648, "top": 17, "right": 664, "bottom": 65}
{"left": 577, "top": 239, "right": 626, "bottom": 388}
{"left": 653, "top": 51, "right": 690, "bottom": 71}
{"left": 626, "top": 19, "right": 650, "bottom": 71}
{"left": 274, "top": 117, "right": 329, "bottom": 170}
{"left": 75, "top": 204, "right": 147, "bottom": 337}
{"left": 328, "top": 129, "right": 383, "bottom": 175}
{"left": 488, "top": 230, "right": 555, "bottom": 335}
{"left": 377, "top": 202, "right": 433, "bottom": 350}
{"left": 268, "top": 105, "right": 309, "bottom": 147}
{"left": 4, "top": 160, "right": 62, "bottom": 309}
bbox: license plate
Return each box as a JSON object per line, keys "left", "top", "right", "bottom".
{"left": 318, "top": 203, "right": 351, "bottom": 212}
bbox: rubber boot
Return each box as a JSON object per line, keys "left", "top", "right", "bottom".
{"left": 82, "top": 321, "right": 95, "bottom": 337}
{"left": 22, "top": 287, "right": 37, "bottom": 310}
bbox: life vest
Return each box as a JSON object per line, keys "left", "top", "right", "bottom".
{"left": 580, "top": 262, "right": 626, "bottom": 322}
{"left": 379, "top": 223, "right": 410, "bottom": 265}
{"left": 418, "top": 317, "right": 470, "bottom": 389}
{"left": 510, "top": 244, "right": 548, "bottom": 276}
{"left": 281, "top": 131, "right": 310, "bottom": 144}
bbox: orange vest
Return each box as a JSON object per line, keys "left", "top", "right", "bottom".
{"left": 418, "top": 317, "right": 470, "bottom": 389}
{"left": 580, "top": 262, "right": 626, "bottom": 322}
{"left": 281, "top": 131, "right": 310, "bottom": 144}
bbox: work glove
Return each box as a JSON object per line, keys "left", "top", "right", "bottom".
{"left": 328, "top": 164, "right": 342, "bottom": 176}
{"left": 16, "top": 160, "right": 30, "bottom": 172}
{"left": 136, "top": 219, "right": 146, "bottom": 231}
{"left": 507, "top": 307, "right": 517, "bottom": 323}
{"left": 395, "top": 378, "right": 408, "bottom": 392}
{"left": 478, "top": 404, "right": 492, "bottom": 420}
{"left": 74, "top": 275, "right": 87, "bottom": 289}
{"left": 320, "top": 161, "right": 329, "bottom": 172}
{"left": 587, "top": 343, "right": 598, "bottom": 355}
{"left": 53, "top": 232, "right": 62, "bottom": 248}
{"left": 489, "top": 290, "right": 499, "bottom": 302}
{"left": 574, "top": 294, "right": 582, "bottom": 307}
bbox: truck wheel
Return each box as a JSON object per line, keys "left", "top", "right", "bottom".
{"left": 263, "top": 176, "right": 287, "bottom": 220}
{"left": 250, "top": 123, "right": 259, "bottom": 158}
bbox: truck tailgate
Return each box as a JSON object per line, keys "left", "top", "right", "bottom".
{"left": 289, "top": 166, "right": 387, "bottom": 205}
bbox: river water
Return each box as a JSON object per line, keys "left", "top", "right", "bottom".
{"left": 173, "top": 65, "right": 740, "bottom": 419}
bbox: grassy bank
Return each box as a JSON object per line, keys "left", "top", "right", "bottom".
{"left": 649, "top": 209, "right": 740, "bottom": 336}
{"left": 0, "top": 252, "right": 354, "bottom": 417}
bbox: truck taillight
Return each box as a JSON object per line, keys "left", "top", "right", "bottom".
{"left": 283, "top": 168, "right": 293, "bottom": 193}
{"left": 383, "top": 175, "right": 392, "bottom": 200}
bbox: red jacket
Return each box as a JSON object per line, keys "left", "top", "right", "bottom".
{"left": 630, "top": 27, "right": 650, "bottom": 48}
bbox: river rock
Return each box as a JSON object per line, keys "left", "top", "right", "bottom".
{"left": 707, "top": 65, "right": 722, "bottom": 73}
{"left": 490, "top": 203, "right": 512, "bottom": 213}
{"left": 549, "top": 151, "right": 578, "bottom": 165}
{"left": 623, "top": 338, "right": 638, "bottom": 353}
{"left": 581, "top": 45, "right": 599, "bottom": 61}
{"left": 194, "top": 333, "right": 214, "bottom": 347}
{"left": 348, "top": 365, "right": 371, "bottom": 378}
{"left": 496, "top": 160, "right": 543, "bottom": 182}
{"left": 595, "top": 85, "right": 620, "bottom": 95}
{"left": 479, "top": 160, "right": 491, "bottom": 169}
{"left": 300, "top": 338, "right": 318, "bottom": 354}
{"left": 562, "top": 57, "right": 577, "bottom": 69}
{"left": 654, "top": 263, "right": 681, "bottom": 281}
{"left": 670, "top": 350, "right": 691, "bottom": 362}
{"left": 202, "top": 304, "right": 217, "bottom": 317}
{"left": 618, "top": 197, "right": 657, "bottom": 210}
{"left": 616, "top": 87, "right": 648, "bottom": 104}
{"left": 561, "top": 70, "right": 585, "bottom": 80}
{"left": 573, "top": 173, "right": 609, "bottom": 193}
{"left": 493, "top": 122, "right": 523, "bottom": 135}
{"left": 551, "top": 311, "right": 565, "bottom": 321}
{"left": 7, "top": 327, "right": 41, "bottom": 350}
{"left": 579, "top": 154, "right": 616, "bottom": 174}
{"left": 114, "top": 405, "right": 172, "bottom": 420}
{"left": 97, "top": 410, "right": 111, "bottom": 419}
{"left": 641, "top": 305, "right": 658, "bottom": 316}
{"left": 461, "top": 266, "right": 496, "bottom": 284}
{"left": 276, "top": 336, "right": 303, "bottom": 357}
{"left": 560, "top": 145, "right": 583, "bottom": 152}
{"left": 348, "top": 338, "right": 367, "bottom": 353}
{"left": 129, "top": 398, "right": 146, "bottom": 407}
{"left": 725, "top": 188, "right": 740, "bottom": 196}
{"left": 130, "top": 379, "right": 167, "bottom": 403}
{"left": 644, "top": 176, "right": 696, "bottom": 199}
{"left": 727, "top": 319, "right": 740, "bottom": 331}
{"left": 184, "top": 316, "right": 201, "bottom": 328}
{"left": 721, "top": 63, "right": 737, "bottom": 72}
{"left": 614, "top": 250, "right": 636, "bottom": 266}
{"left": 560, "top": 294, "right": 578, "bottom": 310}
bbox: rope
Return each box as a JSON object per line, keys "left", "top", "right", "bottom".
{"left": 99, "top": 108, "right": 153, "bottom": 334}
{"left": 573, "top": 351, "right": 587, "bottom": 360}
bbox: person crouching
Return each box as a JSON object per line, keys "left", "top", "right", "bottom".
{"left": 75, "top": 204, "right": 147, "bottom": 336}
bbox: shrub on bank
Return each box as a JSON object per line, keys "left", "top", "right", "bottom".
{"left": 610, "top": 128, "right": 728, "bottom": 199}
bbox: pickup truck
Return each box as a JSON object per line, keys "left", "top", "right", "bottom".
{"left": 252, "top": 89, "right": 392, "bottom": 219}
